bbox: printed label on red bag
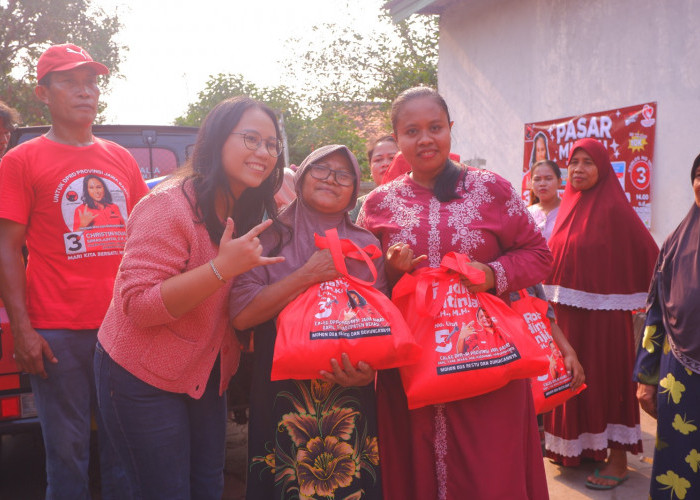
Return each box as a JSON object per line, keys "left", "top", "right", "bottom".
{"left": 522, "top": 308, "right": 573, "bottom": 397}
{"left": 309, "top": 279, "right": 391, "bottom": 340}
{"left": 432, "top": 281, "right": 521, "bottom": 375}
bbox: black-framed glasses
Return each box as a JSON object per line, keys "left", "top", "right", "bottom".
{"left": 230, "top": 132, "right": 283, "bottom": 157}
{"left": 308, "top": 164, "right": 355, "bottom": 187}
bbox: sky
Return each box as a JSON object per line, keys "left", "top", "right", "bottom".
{"left": 94, "top": 0, "right": 391, "bottom": 125}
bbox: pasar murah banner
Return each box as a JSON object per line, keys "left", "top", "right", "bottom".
{"left": 522, "top": 102, "right": 657, "bottom": 228}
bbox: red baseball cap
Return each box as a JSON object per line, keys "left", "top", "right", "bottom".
{"left": 37, "top": 44, "right": 109, "bottom": 82}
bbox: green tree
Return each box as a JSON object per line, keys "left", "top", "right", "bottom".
{"left": 174, "top": 8, "right": 438, "bottom": 178}
{"left": 0, "top": 0, "right": 124, "bottom": 125}
{"left": 294, "top": 103, "right": 366, "bottom": 168}
{"left": 174, "top": 73, "right": 309, "bottom": 164}
{"left": 283, "top": 12, "right": 438, "bottom": 112}
{"left": 173, "top": 73, "right": 366, "bottom": 170}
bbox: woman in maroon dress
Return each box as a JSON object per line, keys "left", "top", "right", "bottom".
{"left": 357, "top": 86, "right": 552, "bottom": 500}
{"left": 543, "top": 138, "right": 658, "bottom": 489}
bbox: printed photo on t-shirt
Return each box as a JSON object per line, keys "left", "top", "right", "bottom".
{"left": 57, "top": 172, "right": 129, "bottom": 259}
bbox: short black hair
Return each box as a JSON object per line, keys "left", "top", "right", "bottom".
{"left": 37, "top": 73, "right": 52, "bottom": 87}
{"left": 529, "top": 160, "right": 562, "bottom": 205}
{"left": 367, "top": 135, "right": 396, "bottom": 163}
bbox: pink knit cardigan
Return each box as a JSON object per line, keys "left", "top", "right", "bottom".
{"left": 97, "top": 181, "right": 240, "bottom": 398}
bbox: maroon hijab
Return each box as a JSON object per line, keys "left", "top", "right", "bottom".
{"left": 230, "top": 145, "right": 387, "bottom": 319}
{"left": 546, "top": 138, "right": 658, "bottom": 297}
{"left": 651, "top": 155, "right": 700, "bottom": 370}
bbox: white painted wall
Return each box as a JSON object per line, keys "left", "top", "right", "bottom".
{"left": 436, "top": 0, "right": 700, "bottom": 243}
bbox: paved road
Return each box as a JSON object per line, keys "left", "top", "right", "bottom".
{"left": 0, "top": 409, "right": 656, "bottom": 499}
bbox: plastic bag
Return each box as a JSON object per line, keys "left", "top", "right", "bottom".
{"left": 509, "top": 289, "right": 586, "bottom": 414}
{"left": 272, "top": 228, "right": 421, "bottom": 380}
{"left": 392, "top": 252, "right": 549, "bottom": 409}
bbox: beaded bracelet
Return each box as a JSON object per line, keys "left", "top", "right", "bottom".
{"left": 209, "top": 259, "right": 226, "bottom": 283}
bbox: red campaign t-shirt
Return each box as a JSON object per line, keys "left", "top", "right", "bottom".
{"left": 0, "top": 136, "right": 149, "bottom": 329}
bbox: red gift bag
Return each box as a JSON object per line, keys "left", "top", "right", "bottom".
{"left": 509, "top": 289, "right": 586, "bottom": 414}
{"left": 271, "top": 228, "right": 421, "bottom": 381}
{"left": 393, "top": 252, "right": 549, "bottom": 409}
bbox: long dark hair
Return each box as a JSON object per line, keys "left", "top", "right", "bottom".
{"left": 528, "top": 159, "right": 561, "bottom": 205}
{"left": 391, "top": 86, "right": 463, "bottom": 202}
{"left": 529, "top": 132, "right": 550, "bottom": 166}
{"left": 183, "top": 96, "right": 284, "bottom": 244}
{"left": 82, "top": 174, "right": 114, "bottom": 208}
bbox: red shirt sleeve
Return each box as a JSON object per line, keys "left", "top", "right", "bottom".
{"left": 0, "top": 149, "right": 34, "bottom": 225}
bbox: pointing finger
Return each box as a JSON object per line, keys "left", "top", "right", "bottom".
{"left": 244, "top": 218, "right": 273, "bottom": 239}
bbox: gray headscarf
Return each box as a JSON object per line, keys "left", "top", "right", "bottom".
{"left": 230, "top": 145, "right": 388, "bottom": 321}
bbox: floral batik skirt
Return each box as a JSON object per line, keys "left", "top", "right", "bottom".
{"left": 246, "top": 320, "right": 382, "bottom": 500}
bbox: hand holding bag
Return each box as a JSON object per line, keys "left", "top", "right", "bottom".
{"left": 393, "top": 252, "right": 549, "bottom": 409}
{"left": 509, "top": 289, "right": 586, "bottom": 414}
{"left": 271, "top": 228, "right": 421, "bottom": 381}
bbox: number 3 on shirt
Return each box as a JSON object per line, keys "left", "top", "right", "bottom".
{"left": 64, "top": 232, "right": 85, "bottom": 254}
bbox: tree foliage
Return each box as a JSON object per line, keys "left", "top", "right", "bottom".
{"left": 174, "top": 73, "right": 308, "bottom": 165}
{"left": 284, "top": 12, "right": 438, "bottom": 111}
{"left": 174, "top": 9, "right": 439, "bottom": 176}
{"left": 0, "top": 0, "right": 124, "bottom": 125}
{"left": 174, "top": 73, "right": 365, "bottom": 169}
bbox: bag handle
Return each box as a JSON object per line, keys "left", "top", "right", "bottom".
{"left": 315, "top": 228, "right": 377, "bottom": 286}
{"left": 440, "top": 252, "right": 486, "bottom": 285}
{"left": 393, "top": 267, "right": 451, "bottom": 317}
{"left": 414, "top": 267, "right": 452, "bottom": 317}
{"left": 515, "top": 287, "right": 550, "bottom": 316}
{"left": 394, "top": 252, "right": 485, "bottom": 317}
{"left": 314, "top": 232, "right": 382, "bottom": 260}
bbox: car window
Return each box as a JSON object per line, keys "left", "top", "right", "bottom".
{"left": 127, "top": 147, "right": 178, "bottom": 179}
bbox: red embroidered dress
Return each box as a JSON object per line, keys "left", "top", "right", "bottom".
{"left": 358, "top": 167, "right": 552, "bottom": 500}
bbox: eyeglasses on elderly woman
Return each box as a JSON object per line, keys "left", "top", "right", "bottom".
{"left": 308, "top": 164, "right": 356, "bottom": 187}
{"left": 230, "top": 131, "right": 284, "bottom": 157}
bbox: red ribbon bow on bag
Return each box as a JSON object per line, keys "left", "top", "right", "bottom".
{"left": 393, "top": 252, "right": 485, "bottom": 317}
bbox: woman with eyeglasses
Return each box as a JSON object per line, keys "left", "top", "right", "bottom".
{"left": 230, "top": 145, "right": 385, "bottom": 499}
{"left": 95, "top": 96, "right": 286, "bottom": 499}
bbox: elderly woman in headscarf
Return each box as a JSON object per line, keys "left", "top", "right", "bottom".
{"left": 634, "top": 153, "right": 700, "bottom": 500}
{"left": 543, "top": 138, "right": 658, "bottom": 490}
{"left": 230, "top": 145, "right": 385, "bottom": 500}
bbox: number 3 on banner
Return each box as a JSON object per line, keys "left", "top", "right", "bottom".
{"left": 64, "top": 232, "right": 85, "bottom": 254}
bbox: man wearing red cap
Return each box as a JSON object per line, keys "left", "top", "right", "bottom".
{"left": 0, "top": 44, "right": 148, "bottom": 499}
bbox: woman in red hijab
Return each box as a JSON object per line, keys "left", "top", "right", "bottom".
{"left": 543, "top": 138, "right": 658, "bottom": 490}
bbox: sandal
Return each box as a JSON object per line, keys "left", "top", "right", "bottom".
{"left": 584, "top": 469, "right": 629, "bottom": 490}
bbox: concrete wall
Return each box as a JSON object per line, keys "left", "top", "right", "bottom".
{"left": 437, "top": 0, "right": 700, "bottom": 243}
